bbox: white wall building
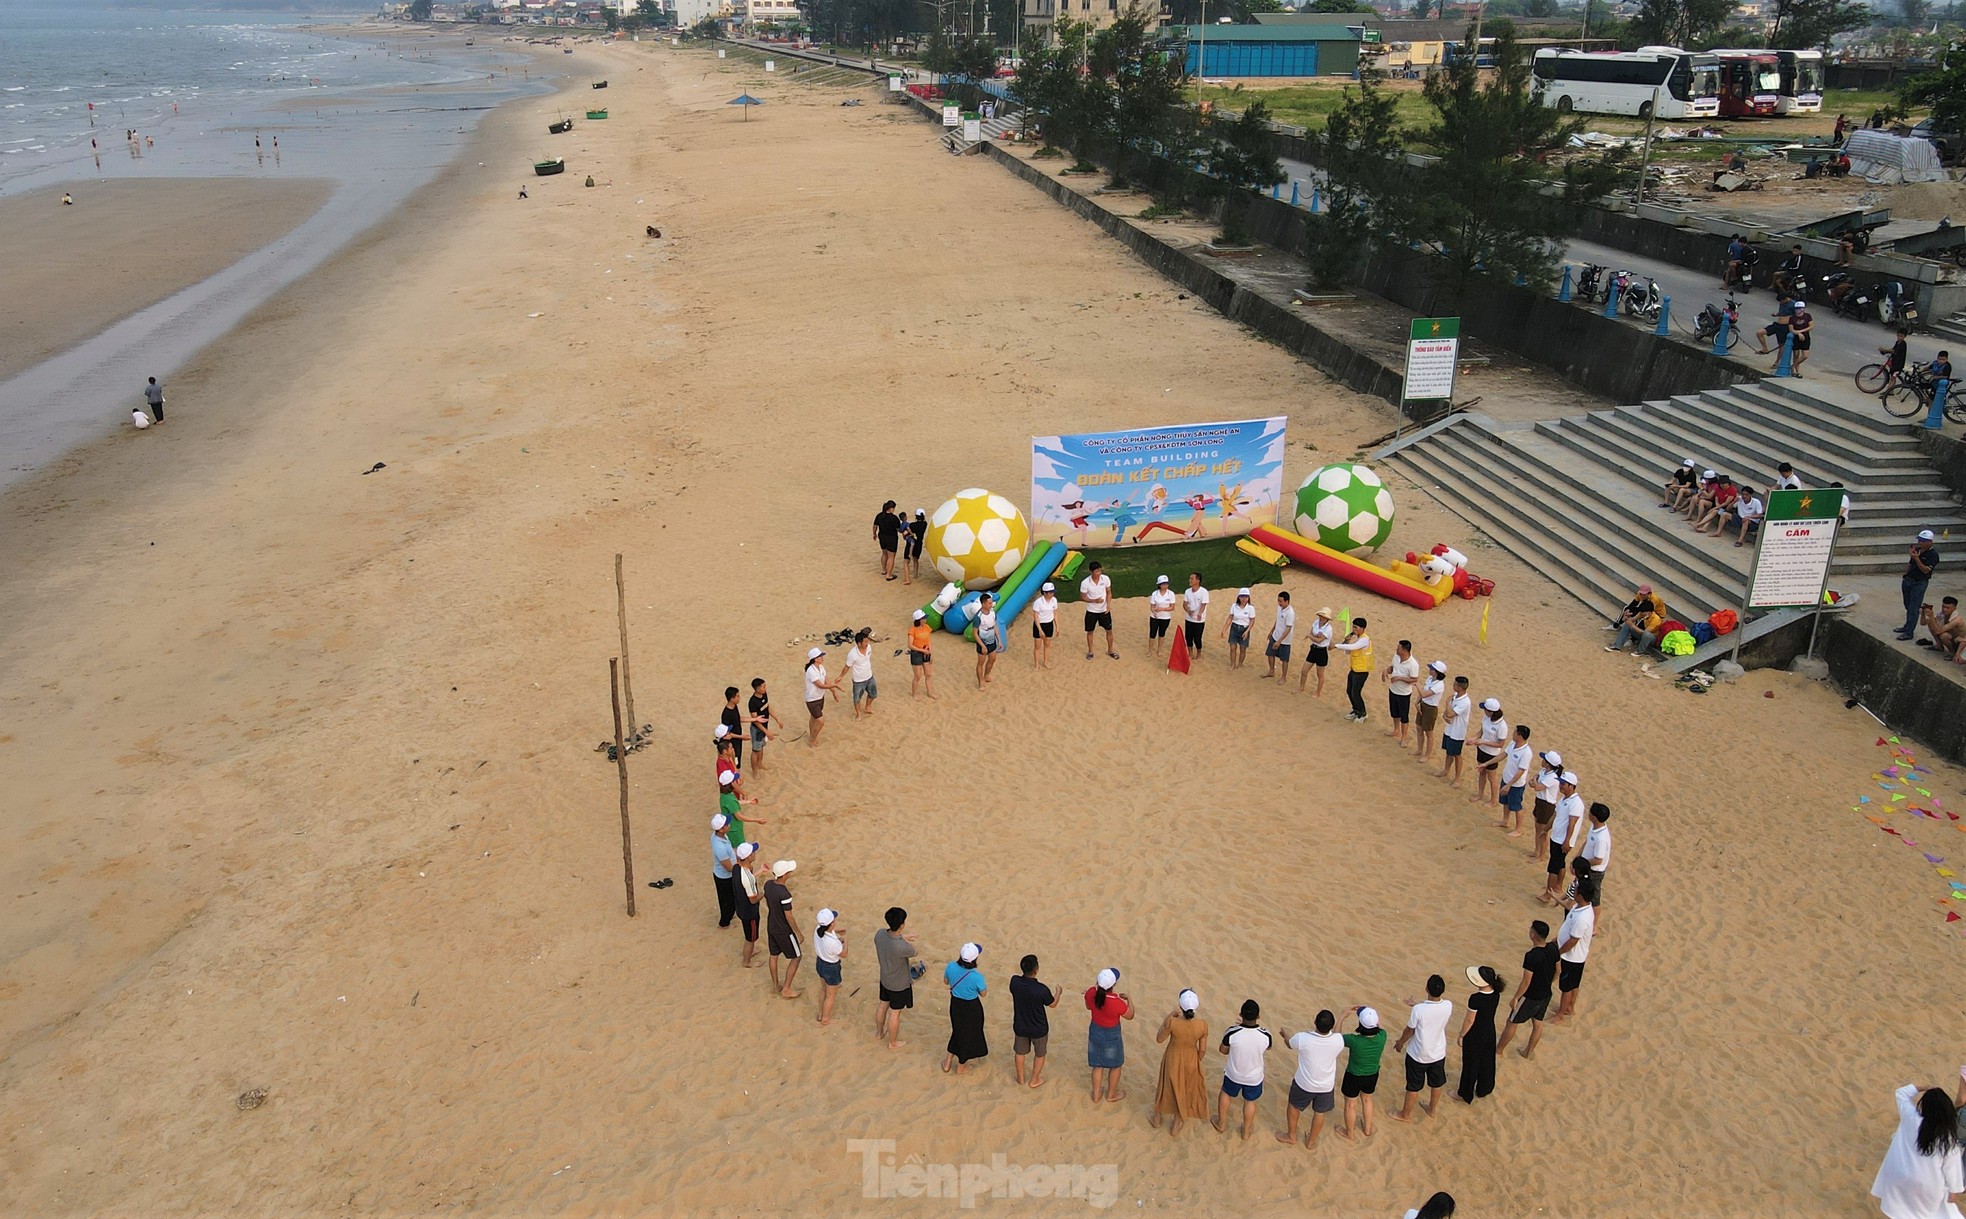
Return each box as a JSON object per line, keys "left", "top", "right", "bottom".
{"left": 673, "top": 0, "right": 724, "bottom": 22}
{"left": 745, "top": 0, "right": 801, "bottom": 24}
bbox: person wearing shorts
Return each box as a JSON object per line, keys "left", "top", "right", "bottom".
{"left": 1280, "top": 1010, "right": 1344, "bottom": 1148}
{"left": 1496, "top": 724, "right": 1533, "bottom": 836}
{"left": 814, "top": 909, "right": 846, "bottom": 1025}
{"left": 1181, "top": 573, "right": 1209, "bottom": 655}
{"left": 1009, "top": 954, "right": 1061, "bottom": 1087}
{"left": 1147, "top": 575, "right": 1176, "bottom": 659}
{"left": 1224, "top": 588, "right": 1256, "bottom": 670}
{"left": 1553, "top": 884, "right": 1596, "bottom": 1024}
{"left": 1297, "top": 607, "right": 1333, "bottom": 695}
{"left": 1215, "top": 1000, "right": 1272, "bottom": 1139}
{"left": 1414, "top": 659, "right": 1446, "bottom": 761}
{"left": 803, "top": 647, "right": 840, "bottom": 749}
{"left": 733, "top": 842, "right": 763, "bottom": 966}
{"left": 763, "top": 860, "right": 802, "bottom": 1000}
{"left": 846, "top": 629, "right": 879, "bottom": 718}
{"left": 1337, "top": 1007, "right": 1385, "bottom": 1142}
{"left": 1469, "top": 697, "right": 1509, "bottom": 807}
{"left": 1081, "top": 563, "right": 1116, "bottom": 660}
{"left": 1383, "top": 639, "right": 1420, "bottom": 747}
{"left": 1393, "top": 976, "right": 1451, "bottom": 1122}
{"left": 747, "top": 677, "right": 780, "bottom": 773}
{"left": 874, "top": 907, "right": 922, "bottom": 1048}
{"left": 873, "top": 500, "right": 902, "bottom": 581}
{"left": 1541, "top": 773, "right": 1584, "bottom": 904}
{"left": 1529, "top": 749, "right": 1562, "bottom": 865}
{"left": 903, "top": 508, "right": 927, "bottom": 585}
{"left": 1264, "top": 591, "right": 1295, "bottom": 680}
{"left": 1437, "top": 677, "right": 1471, "bottom": 784}
{"left": 1031, "top": 582, "right": 1058, "bottom": 669}
{"left": 907, "top": 611, "right": 937, "bottom": 699}
{"left": 1496, "top": 920, "right": 1559, "bottom": 1060}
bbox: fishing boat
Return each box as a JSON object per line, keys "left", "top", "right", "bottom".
{"left": 533, "top": 158, "right": 566, "bottom": 176}
{"left": 592, "top": 80, "right": 608, "bottom": 89}
{"left": 585, "top": 108, "right": 608, "bottom": 120}
{"left": 548, "top": 118, "right": 572, "bottom": 134}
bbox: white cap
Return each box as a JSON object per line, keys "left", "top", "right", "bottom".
{"left": 817, "top": 907, "right": 837, "bottom": 926}
{"left": 1541, "top": 750, "right": 1562, "bottom": 768}
{"left": 1560, "top": 771, "right": 1580, "bottom": 786}
{"left": 1156, "top": 574, "right": 1169, "bottom": 584}
{"left": 1683, "top": 457, "right": 1696, "bottom": 467}
{"left": 1358, "top": 1006, "right": 1380, "bottom": 1029}
{"left": 711, "top": 813, "right": 729, "bottom": 831}
{"left": 1429, "top": 659, "right": 1447, "bottom": 674}
{"left": 1096, "top": 967, "right": 1119, "bottom": 989}
{"left": 771, "top": 859, "right": 797, "bottom": 879}
{"left": 1178, "top": 988, "right": 1199, "bottom": 1013}
{"left": 1481, "top": 697, "right": 1501, "bottom": 712}
{"left": 915, "top": 508, "right": 926, "bottom": 516}
{"left": 1702, "top": 469, "right": 1716, "bottom": 480}
{"left": 1041, "top": 582, "right": 1055, "bottom": 592}
{"left": 959, "top": 942, "right": 981, "bottom": 963}
{"left": 1920, "top": 529, "right": 1937, "bottom": 541}
{"left": 1237, "top": 587, "right": 1251, "bottom": 597}
{"left": 734, "top": 842, "right": 758, "bottom": 860}
{"left": 913, "top": 609, "right": 926, "bottom": 621}
{"left": 718, "top": 768, "right": 737, "bottom": 786}
{"left": 714, "top": 724, "right": 731, "bottom": 739}
{"left": 807, "top": 646, "right": 824, "bottom": 660}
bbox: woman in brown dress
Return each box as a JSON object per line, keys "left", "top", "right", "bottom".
{"left": 1149, "top": 989, "right": 1210, "bottom": 1136}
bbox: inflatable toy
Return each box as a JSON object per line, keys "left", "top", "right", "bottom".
{"left": 968, "top": 542, "right": 1064, "bottom": 641}
{"left": 918, "top": 582, "right": 961, "bottom": 631}
{"left": 1386, "top": 559, "right": 1455, "bottom": 607}
{"left": 1054, "top": 551, "right": 1086, "bottom": 582}
{"left": 926, "top": 488, "right": 1030, "bottom": 591}
{"left": 1249, "top": 524, "right": 1442, "bottom": 611}
{"left": 942, "top": 590, "right": 984, "bottom": 636}
{"left": 1235, "top": 537, "right": 1288, "bottom": 567}
{"left": 1293, "top": 464, "right": 1395, "bottom": 554}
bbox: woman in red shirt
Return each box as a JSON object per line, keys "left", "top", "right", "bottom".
{"left": 1085, "top": 968, "right": 1136, "bottom": 1104}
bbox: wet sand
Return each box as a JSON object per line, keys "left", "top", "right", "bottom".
{"left": 0, "top": 179, "right": 332, "bottom": 384}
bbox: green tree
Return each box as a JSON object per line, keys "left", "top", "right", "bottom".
{"left": 1771, "top": 0, "right": 1869, "bottom": 47}
{"left": 603, "top": 8, "right": 620, "bottom": 30}
{"left": 408, "top": 0, "right": 434, "bottom": 19}
{"left": 1898, "top": 0, "right": 1935, "bottom": 25}
{"left": 924, "top": 31, "right": 1000, "bottom": 109}
{"left": 1405, "top": 31, "right": 1622, "bottom": 297}
{"left": 1522, "top": 0, "right": 1558, "bottom": 15}
{"left": 1905, "top": 43, "right": 1966, "bottom": 134}
{"left": 1010, "top": 17, "right": 1095, "bottom": 157}
{"left": 1310, "top": 0, "right": 1376, "bottom": 11}
{"left": 1628, "top": 0, "right": 1733, "bottom": 48}
{"left": 1305, "top": 67, "right": 1407, "bottom": 289}
{"left": 1084, "top": 5, "right": 1189, "bottom": 188}
{"left": 1409, "top": 0, "right": 1437, "bottom": 16}
{"left": 1206, "top": 99, "right": 1286, "bottom": 245}
{"left": 690, "top": 16, "right": 720, "bottom": 38}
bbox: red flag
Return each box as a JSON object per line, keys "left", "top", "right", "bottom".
{"left": 1167, "top": 629, "right": 1191, "bottom": 675}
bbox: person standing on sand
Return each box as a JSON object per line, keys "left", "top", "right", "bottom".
{"left": 973, "top": 592, "right": 1002, "bottom": 689}
{"left": 720, "top": 689, "right": 752, "bottom": 769}
{"left": 1264, "top": 591, "right": 1295, "bottom": 681}
{"left": 873, "top": 500, "right": 902, "bottom": 581}
{"left": 1150, "top": 989, "right": 1209, "bottom": 1136}
{"left": 1384, "top": 640, "right": 1420, "bottom": 747}
{"left": 1009, "top": 955, "right": 1061, "bottom": 1088}
{"left": 941, "top": 942, "right": 989, "bottom": 1075}
{"left": 1031, "top": 581, "right": 1060, "bottom": 668}
{"left": 1392, "top": 975, "right": 1451, "bottom": 1124}
{"left": 1279, "top": 1009, "right": 1344, "bottom": 1149}
{"left": 733, "top": 842, "right": 763, "bottom": 969}
{"left": 1335, "top": 617, "right": 1373, "bottom": 721}
{"left": 1147, "top": 575, "right": 1176, "bottom": 660}
{"left": 1182, "top": 572, "right": 1210, "bottom": 657}
{"left": 1454, "top": 965, "right": 1502, "bottom": 1105}
{"left": 764, "top": 860, "right": 802, "bottom": 1000}
{"left": 1529, "top": 750, "right": 1563, "bottom": 866}
{"left": 1469, "top": 698, "right": 1509, "bottom": 806}
{"left": 907, "top": 610, "right": 937, "bottom": 699}
{"left": 1551, "top": 879, "right": 1597, "bottom": 1025}
{"left": 1085, "top": 967, "right": 1135, "bottom": 1103}
{"left": 1297, "top": 606, "right": 1333, "bottom": 695}
{"left": 1496, "top": 725, "right": 1533, "bottom": 837}
{"left": 1224, "top": 589, "right": 1256, "bottom": 670}
{"left": 143, "top": 377, "right": 164, "bottom": 423}
{"left": 1496, "top": 920, "right": 1560, "bottom": 1060}
{"left": 803, "top": 647, "right": 841, "bottom": 749}
{"left": 846, "top": 629, "right": 879, "bottom": 719}
{"left": 1081, "top": 562, "right": 1116, "bottom": 660}
{"left": 815, "top": 909, "right": 846, "bottom": 1025}
{"left": 747, "top": 678, "right": 780, "bottom": 772}
{"left": 1437, "top": 676, "right": 1472, "bottom": 784}
{"left": 1214, "top": 999, "right": 1272, "bottom": 1139}
{"left": 1337, "top": 1006, "right": 1385, "bottom": 1142}
{"left": 710, "top": 813, "right": 738, "bottom": 928}
{"left": 903, "top": 508, "right": 927, "bottom": 585}
{"left": 1414, "top": 660, "right": 1446, "bottom": 761}
{"left": 1871, "top": 1079, "right": 1966, "bottom": 1219}
{"left": 873, "top": 907, "right": 922, "bottom": 1050}
{"left": 1542, "top": 772, "right": 1585, "bottom": 905}
{"left": 1406, "top": 1193, "right": 1458, "bottom": 1219}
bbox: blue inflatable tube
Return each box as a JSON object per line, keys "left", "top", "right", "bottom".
{"left": 976, "top": 542, "right": 1064, "bottom": 639}
{"left": 942, "top": 590, "right": 984, "bottom": 636}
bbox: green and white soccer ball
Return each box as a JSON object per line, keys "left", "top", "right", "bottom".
{"left": 1293, "top": 463, "right": 1395, "bottom": 554}
{"left": 926, "top": 488, "right": 1031, "bottom": 591}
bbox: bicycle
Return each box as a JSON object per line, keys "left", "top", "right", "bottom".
{"left": 1855, "top": 362, "right": 1895, "bottom": 394}
{"left": 1877, "top": 366, "right": 1966, "bottom": 423}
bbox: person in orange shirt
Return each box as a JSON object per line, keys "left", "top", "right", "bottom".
{"left": 908, "top": 609, "right": 937, "bottom": 700}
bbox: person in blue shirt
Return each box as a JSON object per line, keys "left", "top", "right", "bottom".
{"left": 943, "top": 943, "right": 990, "bottom": 1074}
{"left": 1753, "top": 292, "right": 1795, "bottom": 355}
{"left": 1723, "top": 234, "right": 1746, "bottom": 287}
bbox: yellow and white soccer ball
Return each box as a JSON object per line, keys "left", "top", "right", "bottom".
{"left": 926, "top": 488, "right": 1030, "bottom": 591}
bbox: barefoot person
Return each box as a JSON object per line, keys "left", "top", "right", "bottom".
{"left": 1437, "top": 677, "right": 1471, "bottom": 783}
{"left": 1279, "top": 1009, "right": 1344, "bottom": 1149}
{"left": 1182, "top": 572, "right": 1210, "bottom": 657}
{"left": 803, "top": 647, "right": 842, "bottom": 749}
{"left": 846, "top": 629, "right": 879, "bottom": 719}
{"left": 1085, "top": 967, "right": 1135, "bottom": 1103}
{"left": 1392, "top": 976, "right": 1451, "bottom": 1123}
{"left": 1009, "top": 954, "right": 1061, "bottom": 1088}
{"left": 710, "top": 814, "right": 738, "bottom": 929}
{"left": 1150, "top": 989, "right": 1210, "bottom": 1136}
{"left": 1031, "top": 581, "right": 1059, "bottom": 669}
{"left": 1337, "top": 1007, "right": 1385, "bottom": 1142}
{"left": 1496, "top": 725, "right": 1533, "bottom": 837}
{"left": 1529, "top": 750, "right": 1563, "bottom": 866}
{"left": 815, "top": 909, "right": 846, "bottom": 1024}
{"left": 907, "top": 611, "right": 937, "bottom": 699}
{"left": 973, "top": 592, "right": 1002, "bottom": 689}
{"left": 1264, "top": 591, "right": 1296, "bottom": 681}
{"left": 941, "top": 942, "right": 989, "bottom": 1075}
{"left": 1147, "top": 575, "right": 1176, "bottom": 660}
{"left": 1297, "top": 607, "right": 1334, "bottom": 695}
{"left": 733, "top": 842, "right": 763, "bottom": 969}
{"left": 1414, "top": 660, "right": 1447, "bottom": 762}
{"left": 1541, "top": 772, "right": 1585, "bottom": 905}
{"left": 1081, "top": 561, "right": 1116, "bottom": 660}
{"left": 1384, "top": 640, "right": 1420, "bottom": 747}
{"left": 1335, "top": 617, "right": 1373, "bottom": 722}
{"left": 1871, "top": 1080, "right": 1966, "bottom": 1219}
{"left": 873, "top": 907, "right": 922, "bottom": 1049}
{"left": 1469, "top": 698, "right": 1509, "bottom": 805}
{"left": 747, "top": 677, "right": 781, "bottom": 772}
{"left": 1453, "top": 966, "right": 1503, "bottom": 1106}
{"left": 1214, "top": 999, "right": 1272, "bottom": 1140}
{"left": 873, "top": 500, "right": 902, "bottom": 580}
{"left": 1495, "top": 920, "right": 1559, "bottom": 1061}
{"left": 1550, "top": 879, "right": 1597, "bottom": 1025}
{"left": 903, "top": 508, "right": 927, "bottom": 584}
{"left": 1224, "top": 589, "right": 1256, "bottom": 670}
{"left": 764, "top": 860, "right": 802, "bottom": 999}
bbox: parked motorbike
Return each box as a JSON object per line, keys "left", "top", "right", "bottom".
{"left": 1830, "top": 280, "right": 1875, "bottom": 322}
{"left": 1725, "top": 245, "right": 1761, "bottom": 294}
{"left": 1693, "top": 295, "right": 1741, "bottom": 349}
{"left": 1880, "top": 280, "right": 1920, "bottom": 328}
{"left": 1576, "top": 263, "right": 1606, "bottom": 303}
{"left": 1621, "top": 275, "right": 1664, "bottom": 321}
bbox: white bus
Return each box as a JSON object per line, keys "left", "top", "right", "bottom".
{"left": 1530, "top": 47, "right": 1721, "bottom": 120}
{"left": 1777, "top": 49, "right": 1824, "bottom": 114}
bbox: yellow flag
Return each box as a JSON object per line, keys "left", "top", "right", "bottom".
{"left": 1479, "top": 598, "right": 1490, "bottom": 647}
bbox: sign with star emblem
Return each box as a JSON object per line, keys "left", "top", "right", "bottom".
{"left": 1747, "top": 487, "right": 1846, "bottom": 609}
{"left": 1404, "top": 317, "right": 1460, "bottom": 404}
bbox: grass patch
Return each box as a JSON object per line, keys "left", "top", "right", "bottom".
{"left": 1138, "top": 201, "right": 1187, "bottom": 219}
{"left": 1051, "top": 536, "right": 1285, "bottom": 602}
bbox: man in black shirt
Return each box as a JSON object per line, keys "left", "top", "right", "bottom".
{"left": 1898, "top": 530, "right": 1942, "bottom": 640}
{"left": 746, "top": 677, "right": 780, "bottom": 773}
{"left": 1659, "top": 458, "right": 1697, "bottom": 508}
{"left": 1008, "top": 954, "right": 1061, "bottom": 1088}
{"left": 1774, "top": 244, "right": 1804, "bottom": 295}
{"left": 1495, "top": 920, "right": 1560, "bottom": 1061}
{"left": 873, "top": 500, "right": 902, "bottom": 581}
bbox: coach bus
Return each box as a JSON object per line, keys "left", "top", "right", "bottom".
{"left": 1530, "top": 46, "right": 1721, "bottom": 120}
{"left": 1777, "top": 48, "right": 1824, "bottom": 113}
{"left": 1711, "top": 50, "right": 1781, "bottom": 117}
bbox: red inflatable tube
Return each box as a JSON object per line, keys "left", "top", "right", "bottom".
{"left": 1249, "top": 525, "right": 1443, "bottom": 611}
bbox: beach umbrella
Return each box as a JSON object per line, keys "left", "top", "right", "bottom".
{"left": 728, "top": 94, "right": 764, "bottom": 121}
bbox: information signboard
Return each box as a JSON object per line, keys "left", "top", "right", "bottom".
{"left": 1404, "top": 317, "right": 1460, "bottom": 404}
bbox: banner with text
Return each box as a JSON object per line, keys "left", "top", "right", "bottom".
{"left": 1747, "top": 487, "right": 1845, "bottom": 609}
{"left": 1031, "top": 418, "right": 1286, "bottom": 547}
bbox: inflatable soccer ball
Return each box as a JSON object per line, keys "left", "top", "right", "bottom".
{"left": 1294, "top": 463, "right": 1395, "bottom": 554}
{"left": 926, "top": 488, "right": 1030, "bottom": 591}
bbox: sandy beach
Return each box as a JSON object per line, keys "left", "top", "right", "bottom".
{"left": 2, "top": 40, "right": 1965, "bottom": 1216}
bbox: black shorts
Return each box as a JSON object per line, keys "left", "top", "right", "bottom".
{"left": 1149, "top": 618, "right": 1170, "bottom": 639}
{"left": 1511, "top": 995, "right": 1550, "bottom": 1024}
{"left": 1307, "top": 645, "right": 1329, "bottom": 667}
{"left": 1559, "top": 959, "right": 1586, "bottom": 992}
{"left": 806, "top": 698, "right": 824, "bottom": 720}
{"left": 1476, "top": 748, "right": 1500, "bottom": 770}
{"left": 1404, "top": 1056, "right": 1446, "bottom": 1091}
{"left": 739, "top": 913, "right": 760, "bottom": 943}
{"left": 1084, "top": 611, "right": 1112, "bottom": 632}
{"left": 1794, "top": 332, "right": 1812, "bottom": 351}
{"left": 1033, "top": 620, "right": 1055, "bottom": 638}
{"left": 1288, "top": 1082, "right": 1335, "bottom": 1113}
{"left": 909, "top": 649, "right": 930, "bottom": 666}
{"left": 1389, "top": 692, "right": 1412, "bottom": 723}
{"left": 768, "top": 927, "right": 801, "bottom": 959}
{"left": 878, "top": 984, "right": 915, "bottom": 1010}
{"left": 1547, "top": 844, "right": 1568, "bottom": 876}
{"left": 1763, "top": 322, "right": 1788, "bottom": 339}
{"left": 1341, "top": 1071, "right": 1379, "bottom": 1097}
{"left": 879, "top": 542, "right": 898, "bottom": 555}
{"left": 1532, "top": 799, "right": 1555, "bottom": 828}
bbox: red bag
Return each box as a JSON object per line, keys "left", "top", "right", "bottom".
{"left": 1708, "top": 609, "right": 1738, "bottom": 636}
{"left": 1654, "top": 619, "right": 1686, "bottom": 638}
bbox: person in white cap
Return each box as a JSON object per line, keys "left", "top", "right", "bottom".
{"left": 1414, "top": 660, "right": 1447, "bottom": 762}
{"left": 1436, "top": 675, "right": 1471, "bottom": 783}
{"left": 1279, "top": 1007, "right": 1344, "bottom": 1148}
{"left": 1182, "top": 572, "right": 1210, "bottom": 656}
{"left": 1528, "top": 750, "right": 1563, "bottom": 865}
{"left": 1541, "top": 772, "right": 1585, "bottom": 905}
{"left": 1383, "top": 639, "right": 1421, "bottom": 748}
{"left": 764, "top": 860, "right": 802, "bottom": 999}
{"left": 1659, "top": 457, "right": 1697, "bottom": 509}
{"left": 803, "top": 647, "right": 842, "bottom": 749}
{"left": 717, "top": 767, "right": 764, "bottom": 849}
{"left": 709, "top": 813, "right": 738, "bottom": 928}
{"left": 1899, "top": 529, "right": 1942, "bottom": 641}
{"left": 1031, "top": 581, "right": 1059, "bottom": 669}
{"left": 1147, "top": 575, "right": 1177, "bottom": 660}
{"left": 904, "top": 508, "right": 927, "bottom": 585}
{"left": 942, "top": 942, "right": 990, "bottom": 1074}
{"left": 1296, "top": 606, "right": 1334, "bottom": 695}
{"left": 1224, "top": 589, "right": 1257, "bottom": 670}
{"left": 1337, "top": 1006, "right": 1386, "bottom": 1142}
{"left": 846, "top": 628, "right": 879, "bottom": 719}
{"left": 907, "top": 611, "right": 937, "bottom": 699}
{"left": 814, "top": 909, "right": 847, "bottom": 1024}
{"left": 733, "top": 842, "right": 764, "bottom": 968}
{"left": 1214, "top": 998, "right": 1273, "bottom": 1139}
{"left": 1469, "top": 697, "right": 1510, "bottom": 806}
{"left": 1264, "top": 590, "right": 1296, "bottom": 681}
{"left": 1151, "top": 989, "right": 1210, "bottom": 1136}
{"left": 1085, "top": 967, "right": 1135, "bottom": 1103}
{"left": 1495, "top": 724, "right": 1534, "bottom": 835}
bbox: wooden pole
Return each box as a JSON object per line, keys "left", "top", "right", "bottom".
{"left": 611, "top": 657, "right": 636, "bottom": 918}
{"left": 614, "top": 553, "right": 637, "bottom": 731}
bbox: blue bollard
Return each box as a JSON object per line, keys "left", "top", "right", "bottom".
{"left": 1926, "top": 378, "right": 1952, "bottom": 430}
{"left": 1774, "top": 332, "right": 1795, "bottom": 377}
{"left": 1654, "top": 295, "right": 1671, "bottom": 336}
{"left": 1310, "top": 185, "right": 1320, "bottom": 213}
{"left": 1558, "top": 264, "right": 1573, "bottom": 302}
{"left": 1272, "top": 182, "right": 1281, "bottom": 199}
{"left": 1711, "top": 316, "right": 1731, "bottom": 357}
{"left": 1603, "top": 283, "right": 1621, "bottom": 318}
{"left": 1289, "top": 180, "right": 1300, "bottom": 207}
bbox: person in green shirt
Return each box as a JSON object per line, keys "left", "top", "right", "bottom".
{"left": 1337, "top": 1006, "right": 1386, "bottom": 1142}
{"left": 718, "top": 770, "right": 765, "bottom": 849}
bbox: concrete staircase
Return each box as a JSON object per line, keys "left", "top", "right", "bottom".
{"left": 1377, "top": 379, "right": 1966, "bottom": 628}
{"left": 942, "top": 107, "right": 1022, "bottom": 155}
{"left": 1930, "top": 311, "right": 1966, "bottom": 344}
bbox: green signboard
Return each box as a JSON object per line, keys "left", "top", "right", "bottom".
{"left": 1746, "top": 487, "right": 1845, "bottom": 610}
{"left": 1403, "top": 317, "right": 1460, "bottom": 403}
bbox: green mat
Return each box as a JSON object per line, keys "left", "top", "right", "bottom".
{"left": 1050, "top": 536, "right": 1286, "bottom": 602}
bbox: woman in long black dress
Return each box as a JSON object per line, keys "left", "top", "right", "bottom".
{"left": 1455, "top": 965, "right": 1503, "bottom": 1105}
{"left": 942, "top": 942, "right": 990, "bottom": 1074}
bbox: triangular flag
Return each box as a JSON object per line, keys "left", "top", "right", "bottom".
{"left": 1860, "top": 796, "right": 1872, "bottom": 804}
{"left": 1894, "top": 794, "right": 1907, "bottom": 802}
{"left": 1167, "top": 627, "right": 1191, "bottom": 675}
{"left": 1941, "top": 868, "right": 1958, "bottom": 878}
{"left": 1927, "top": 854, "right": 1947, "bottom": 864}
{"left": 1948, "top": 912, "right": 1961, "bottom": 923}
{"left": 1878, "top": 737, "right": 1889, "bottom": 746}
{"left": 1891, "top": 736, "right": 1902, "bottom": 744}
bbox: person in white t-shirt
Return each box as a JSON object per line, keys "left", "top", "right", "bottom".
{"left": 973, "top": 592, "right": 1002, "bottom": 690}
{"left": 1414, "top": 659, "right": 1447, "bottom": 762}
{"left": 1393, "top": 975, "right": 1452, "bottom": 1122}
{"left": 1277, "top": 1009, "right": 1345, "bottom": 1149}
{"left": 1436, "top": 676, "right": 1472, "bottom": 785}
{"left": 1774, "top": 461, "right": 1803, "bottom": 491}
{"left": 1551, "top": 883, "right": 1597, "bottom": 1025}
{"left": 1529, "top": 750, "right": 1563, "bottom": 863}
{"left": 1582, "top": 802, "right": 1612, "bottom": 929}
{"left": 1296, "top": 606, "right": 1335, "bottom": 695}
{"left": 814, "top": 908, "right": 847, "bottom": 1025}
{"left": 1146, "top": 575, "right": 1177, "bottom": 660}
{"left": 1031, "top": 581, "right": 1059, "bottom": 669}
{"left": 1214, "top": 999, "right": 1272, "bottom": 1140}
{"left": 1080, "top": 562, "right": 1116, "bottom": 660}
{"left": 1264, "top": 591, "right": 1297, "bottom": 681}
{"left": 1223, "top": 588, "right": 1257, "bottom": 670}
{"left": 1382, "top": 639, "right": 1421, "bottom": 747}
{"left": 802, "top": 647, "right": 842, "bottom": 749}
{"left": 1469, "top": 698, "right": 1510, "bottom": 806}
{"left": 1181, "top": 573, "right": 1210, "bottom": 656}
{"left": 845, "top": 629, "right": 878, "bottom": 719}
{"left": 1542, "top": 772, "right": 1586, "bottom": 904}
{"left": 1495, "top": 724, "right": 1534, "bottom": 837}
